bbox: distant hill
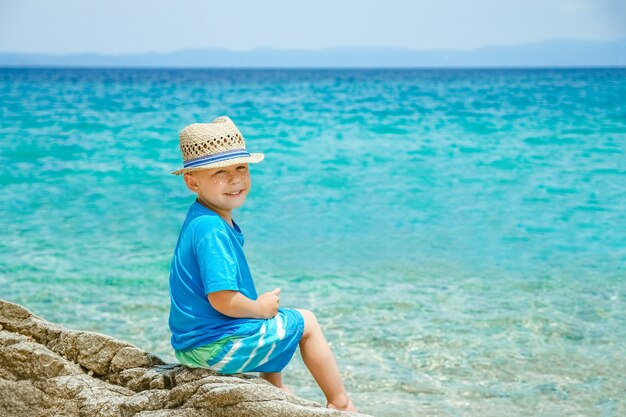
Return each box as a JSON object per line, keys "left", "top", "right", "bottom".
{"left": 1, "top": 38, "right": 625, "bottom": 68}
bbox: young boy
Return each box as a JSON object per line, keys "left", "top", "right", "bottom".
{"left": 168, "top": 116, "right": 356, "bottom": 412}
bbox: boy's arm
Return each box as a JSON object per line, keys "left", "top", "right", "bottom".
{"left": 208, "top": 288, "right": 280, "bottom": 319}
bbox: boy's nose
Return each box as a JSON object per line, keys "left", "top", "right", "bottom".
{"left": 227, "top": 173, "right": 243, "bottom": 184}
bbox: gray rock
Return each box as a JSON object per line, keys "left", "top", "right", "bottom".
{"left": 0, "top": 299, "right": 369, "bottom": 417}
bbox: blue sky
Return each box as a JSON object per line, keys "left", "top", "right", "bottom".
{"left": 0, "top": 0, "right": 625, "bottom": 54}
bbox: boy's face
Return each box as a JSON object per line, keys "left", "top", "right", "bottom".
{"left": 183, "top": 163, "right": 251, "bottom": 214}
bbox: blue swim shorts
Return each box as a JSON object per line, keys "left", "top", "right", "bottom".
{"left": 175, "top": 308, "right": 304, "bottom": 374}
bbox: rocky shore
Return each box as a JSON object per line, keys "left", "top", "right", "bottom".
{"left": 0, "top": 299, "right": 368, "bottom": 417}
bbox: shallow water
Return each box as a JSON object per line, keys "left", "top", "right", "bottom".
{"left": 1, "top": 67, "right": 625, "bottom": 416}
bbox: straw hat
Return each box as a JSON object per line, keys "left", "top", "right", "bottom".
{"left": 171, "top": 116, "right": 264, "bottom": 175}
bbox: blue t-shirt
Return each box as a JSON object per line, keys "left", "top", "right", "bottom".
{"left": 168, "top": 199, "right": 264, "bottom": 351}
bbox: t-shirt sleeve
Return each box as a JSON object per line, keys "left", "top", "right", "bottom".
{"left": 195, "top": 228, "right": 240, "bottom": 295}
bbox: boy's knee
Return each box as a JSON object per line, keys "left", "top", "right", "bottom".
{"left": 295, "top": 308, "right": 320, "bottom": 338}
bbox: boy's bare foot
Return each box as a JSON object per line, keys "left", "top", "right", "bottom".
{"left": 279, "top": 384, "right": 294, "bottom": 396}
{"left": 327, "top": 395, "right": 357, "bottom": 412}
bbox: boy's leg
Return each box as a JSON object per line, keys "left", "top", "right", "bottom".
{"left": 259, "top": 372, "right": 294, "bottom": 395}
{"left": 259, "top": 371, "right": 282, "bottom": 387}
{"left": 295, "top": 308, "right": 356, "bottom": 412}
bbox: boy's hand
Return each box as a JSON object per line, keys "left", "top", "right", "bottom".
{"left": 257, "top": 288, "right": 280, "bottom": 319}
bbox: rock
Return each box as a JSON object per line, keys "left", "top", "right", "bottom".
{"left": 0, "top": 299, "right": 368, "bottom": 417}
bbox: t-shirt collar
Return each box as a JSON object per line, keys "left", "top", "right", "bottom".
{"left": 191, "top": 198, "right": 242, "bottom": 234}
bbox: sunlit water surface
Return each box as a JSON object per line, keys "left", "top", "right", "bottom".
{"left": 1, "top": 68, "right": 625, "bottom": 416}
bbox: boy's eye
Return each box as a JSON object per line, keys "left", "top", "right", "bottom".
{"left": 214, "top": 166, "right": 246, "bottom": 176}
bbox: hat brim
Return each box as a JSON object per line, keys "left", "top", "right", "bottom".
{"left": 171, "top": 153, "right": 264, "bottom": 175}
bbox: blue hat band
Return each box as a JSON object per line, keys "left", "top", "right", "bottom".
{"left": 184, "top": 149, "right": 251, "bottom": 168}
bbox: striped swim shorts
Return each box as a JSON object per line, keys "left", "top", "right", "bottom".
{"left": 175, "top": 308, "right": 305, "bottom": 374}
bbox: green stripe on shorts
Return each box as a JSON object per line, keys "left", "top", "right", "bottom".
{"left": 175, "top": 335, "right": 240, "bottom": 368}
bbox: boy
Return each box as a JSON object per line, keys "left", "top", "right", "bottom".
{"left": 168, "top": 116, "right": 356, "bottom": 412}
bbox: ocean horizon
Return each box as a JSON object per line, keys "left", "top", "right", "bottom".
{"left": 2, "top": 37, "right": 625, "bottom": 68}
{"left": 1, "top": 67, "right": 624, "bottom": 416}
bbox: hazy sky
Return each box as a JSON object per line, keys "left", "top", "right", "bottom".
{"left": 1, "top": 0, "right": 625, "bottom": 54}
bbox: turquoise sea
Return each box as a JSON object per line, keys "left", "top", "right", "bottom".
{"left": 1, "top": 67, "right": 625, "bottom": 416}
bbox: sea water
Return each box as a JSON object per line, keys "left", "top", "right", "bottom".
{"left": 1, "top": 67, "right": 624, "bottom": 416}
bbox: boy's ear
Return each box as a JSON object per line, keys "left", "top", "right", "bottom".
{"left": 183, "top": 173, "right": 199, "bottom": 192}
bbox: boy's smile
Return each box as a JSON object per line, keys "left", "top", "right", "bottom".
{"left": 183, "top": 163, "right": 251, "bottom": 224}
